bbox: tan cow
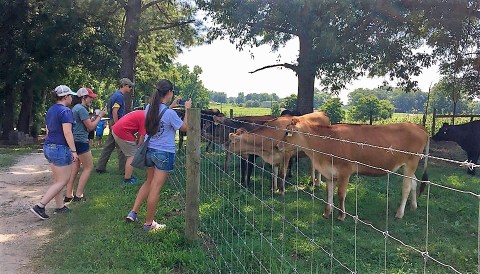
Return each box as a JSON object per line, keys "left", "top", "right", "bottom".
{"left": 228, "top": 112, "right": 330, "bottom": 194}
{"left": 282, "top": 121, "right": 429, "bottom": 220}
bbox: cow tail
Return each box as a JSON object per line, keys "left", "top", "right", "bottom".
{"left": 419, "top": 137, "right": 430, "bottom": 196}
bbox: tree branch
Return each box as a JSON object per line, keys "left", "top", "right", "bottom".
{"left": 249, "top": 63, "right": 297, "bottom": 74}
{"left": 246, "top": 22, "right": 296, "bottom": 36}
{"left": 139, "top": 20, "right": 194, "bottom": 35}
{"left": 142, "top": 0, "right": 169, "bottom": 12}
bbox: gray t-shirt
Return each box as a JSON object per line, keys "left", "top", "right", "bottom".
{"left": 72, "top": 104, "right": 90, "bottom": 143}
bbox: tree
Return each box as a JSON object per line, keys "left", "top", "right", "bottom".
{"left": 320, "top": 98, "right": 344, "bottom": 124}
{"left": 313, "top": 88, "right": 332, "bottom": 109}
{"left": 235, "top": 92, "right": 245, "bottom": 105}
{"left": 410, "top": 1, "right": 480, "bottom": 98}
{"left": 196, "top": 0, "right": 447, "bottom": 115}
{"left": 349, "top": 95, "right": 394, "bottom": 124}
{"left": 210, "top": 91, "right": 227, "bottom": 103}
{"left": 271, "top": 101, "right": 281, "bottom": 117}
{"left": 118, "top": 0, "right": 199, "bottom": 112}
{"left": 281, "top": 94, "right": 297, "bottom": 111}
{"left": 0, "top": 0, "right": 121, "bottom": 139}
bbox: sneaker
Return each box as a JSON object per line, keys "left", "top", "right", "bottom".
{"left": 64, "top": 196, "right": 73, "bottom": 203}
{"left": 72, "top": 196, "right": 86, "bottom": 202}
{"left": 95, "top": 169, "right": 106, "bottom": 174}
{"left": 125, "top": 210, "right": 138, "bottom": 223}
{"left": 143, "top": 220, "right": 166, "bottom": 231}
{"left": 122, "top": 178, "right": 138, "bottom": 185}
{"left": 30, "top": 205, "right": 49, "bottom": 220}
{"left": 53, "top": 205, "right": 71, "bottom": 214}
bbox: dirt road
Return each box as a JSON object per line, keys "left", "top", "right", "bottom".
{"left": 0, "top": 152, "right": 52, "bottom": 274}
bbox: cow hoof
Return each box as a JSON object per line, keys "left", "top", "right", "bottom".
{"left": 337, "top": 215, "right": 346, "bottom": 221}
{"left": 395, "top": 212, "right": 404, "bottom": 219}
{"left": 467, "top": 169, "right": 476, "bottom": 176}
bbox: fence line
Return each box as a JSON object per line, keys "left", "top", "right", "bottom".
{"left": 169, "top": 115, "right": 478, "bottom": 273}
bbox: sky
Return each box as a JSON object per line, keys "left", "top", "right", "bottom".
{"left": 176, "top": 39, "right": 441, "bottom": 104}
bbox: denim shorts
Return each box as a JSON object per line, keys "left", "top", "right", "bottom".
{"left": 43, "top": 143, "right": 73, "bottom": 167}
{"left": 145, "top": 148, "right": 175, "bottom": 172}
{"left": 75, "top": 141, "right": 90, "bottom": 155}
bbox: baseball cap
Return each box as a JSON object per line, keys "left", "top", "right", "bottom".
{"left": 54, "top": 85, "right": 77, "bottom": 97}
{"left": 77, "top": 87, "right": 98, "bottom": 98}
{"left": 119, "top": 78, "right": 134, "bottom": 87}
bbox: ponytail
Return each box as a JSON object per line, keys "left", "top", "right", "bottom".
{"left": 145, "top": 79, "right": 173, "bottom": 135}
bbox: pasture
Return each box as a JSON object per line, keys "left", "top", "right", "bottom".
{"left": 200, "top": 139, "right": 478, "bottom": 273}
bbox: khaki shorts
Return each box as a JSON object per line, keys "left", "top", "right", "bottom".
{"left": 112, "top": 132, "right": 137, "bottom": 157}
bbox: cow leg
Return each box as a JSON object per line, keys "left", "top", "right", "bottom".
{"left": 272, "top": 165, "right": 279, "bottom": 193}
{"left": 311, "top": 163, "right": 321, "bottom": 187}
{"left": 323, "top": 179, "right": 336, "bottom": 219}
{"left": 395, "top": 165, "right": 416, "bottom": 219}
{"left": 205, "top": 141, "right": 212, "bottom": 152}
{"left": 179, "top": 131, "right": 185, "bottom": 147}
{"left": 224, "top": 150, "right": 231, "bottom": 172}
{"left": 286, "top": 157, "right": 294, "bottom": 178}
{"left": 409, "top": 176, "right": 418, "bottom": 210}
{"left": 336, "top": 176, "right": 349, "bottom": 221}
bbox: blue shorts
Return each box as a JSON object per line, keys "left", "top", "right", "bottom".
{"left": 43, "top": 143, "right": 73, "bottom": 167}
{"left": 145, "top": 148, "right": 175, "bottom": 172}
{"left": 75, "top": 141, "right": 90, "bottom": 155}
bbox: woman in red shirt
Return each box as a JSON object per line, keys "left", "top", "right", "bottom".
{"left": 111, "top": 110, "right": 147, "bottom": 184}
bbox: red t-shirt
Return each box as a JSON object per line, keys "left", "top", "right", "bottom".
{"left": 111, "top": 110, "right": 146, "bottom": 142}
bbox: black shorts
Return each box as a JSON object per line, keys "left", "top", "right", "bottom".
{"left": 75, "top": 141, "right": 90, "bottom": 155}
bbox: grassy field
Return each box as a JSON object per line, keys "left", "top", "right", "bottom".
{"left": 7, "top": 139, "right": 472, "bottom": 273}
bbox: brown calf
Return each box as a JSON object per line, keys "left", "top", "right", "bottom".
{"left": 228, "top": 112, "right": 330, "bottom": 194}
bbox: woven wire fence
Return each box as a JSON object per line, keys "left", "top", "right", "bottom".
{"left": 169, "top": 115, "right": 479, "bottom": 274}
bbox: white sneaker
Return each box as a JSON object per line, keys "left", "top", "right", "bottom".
{"left": 143, "top": 220, "right": 166, "bottom": 231}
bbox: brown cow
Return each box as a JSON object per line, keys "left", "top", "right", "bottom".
{"left": 282, "top": 121, "right": 429, "bottom": 220}
{"left": 228, "top": 112, "right": 330, "bottom": 194}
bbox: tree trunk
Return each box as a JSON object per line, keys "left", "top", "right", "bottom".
{"left": 1, "top": 84, "right": 15, "bottom": 140}
{"left": 296, "top": 33, "right": 315, "bottom": 114}
{"left": 17, "top": 78, "right": 33, "bottom": 134}
{"left": 120, "top": 0, "right": 141, "bottom": 114}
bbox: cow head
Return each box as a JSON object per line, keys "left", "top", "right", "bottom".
{"left": 432, "top": 122, "right": 451, "bottom": 141}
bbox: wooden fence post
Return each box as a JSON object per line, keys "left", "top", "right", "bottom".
{"left": 431, "top": 108, "right": 436, "bottom": 136}
{"left": 185, "top": 108, "right": 200, "bottom": 241}
{"left": 229, "top": 109, "right": 233, "bottom": 118}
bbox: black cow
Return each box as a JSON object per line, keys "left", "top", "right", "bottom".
{"left": 177, "top": 108, "right": 223, "bottom": 151}
{"left": 432, "top": 120, "right": 480, "bottom": 175}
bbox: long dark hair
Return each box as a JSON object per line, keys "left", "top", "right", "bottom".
{"left": 146, "top": 79, "right": 173, "bottom": 135}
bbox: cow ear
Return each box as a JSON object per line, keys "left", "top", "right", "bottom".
{"left": 228, "top": 132, "right": 236, "bottom": 140}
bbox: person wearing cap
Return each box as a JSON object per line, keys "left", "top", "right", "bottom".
{"left": 95, "top": 78, "right": 134, "bottom": 174}
{"left": 30, "top": 85, "right": 79, "bottom": 220}
{"left": 64, "top": 87, "right": 106, "bottom": 203}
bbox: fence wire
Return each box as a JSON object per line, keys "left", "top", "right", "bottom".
{"left": 168, "top": 116, "right": 479, "bottom": 273}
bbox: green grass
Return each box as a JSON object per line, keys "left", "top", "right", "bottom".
{"left": 209, "top": 103, "right": 272, "bottom": 116}
{"left": 37, "top": 147, "right": 213, "bottom": 274}
{"left": 197, "top": 146, "right": 479, "bottom": 273}
{"left": 0, "top": 146, "right": 39, "bottom": 170}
